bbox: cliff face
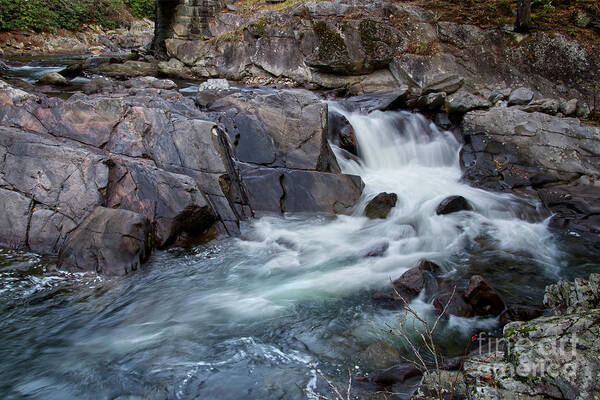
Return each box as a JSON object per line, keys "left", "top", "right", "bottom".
{"left": 154, "top": 0, "right": 600, "bottom": 112}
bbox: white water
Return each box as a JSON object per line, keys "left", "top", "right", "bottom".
{"left": 225, "top": 104, "right": 560, "bottom": 316}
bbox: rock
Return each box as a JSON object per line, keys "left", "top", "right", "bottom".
{"left": 58, "top": 207, "right": 152, "bottom": 276}
{"left": 343, "top": 87, "right": 409, "bottom": 113}
{"left": 466, "top": 274, "right": 600, "bottom": 400}
{"left": 415, "top": 259, "right": 442, "bottom": 273}
{"left": 93, "top": 60, "right": 158, "bottom": 78}
{"left": 488, "top": 88, "right": 511, "bottom": 103}
{"left": 434, "top": 291, "right": 474, "bottom": 318}
{"left": 392, "top": 266, "right": 438, "bottom": 301}
{"left": 464, "top": 275, "right": 506, "bottom": 316}
{"left": 369, "top": 364, "right": 423, "bottom": 386}
{"left": 0, "top": 78, "right": 39, "bottom": 103}
{"left": 423, "top": 74, "right": 464, "bottom": 95}
{"left": 328, "top": 111, "right": 357, "bottom": 155}
{"left": 576, "top": 101, "right": 591, "bottom": 118}
{"left": 434, "top": 113, "right": 452, "bottom": 130}
{"left": 124, "top": 76, "right": 177, "bottom": 90}
{"left": 28, "top": 208, "right": 76, "bottom": 255}
{"left": 157, "top": 58, "right": 191, "bottom": 79}
{"left": 363, "top": 341, "right": 402, "bottom": 370}
{"left": 416, "top": 92, "right": 446, "bottom": 111}
{"left": 365, "top": 192, "right": 398, "bottom": 219}
{"left": 559, "top": 98, "right": 578, "bottom": 116}
{"left": 543, "top": 273, "right": 600, "bottom": 315}
{"left": 59, "top": 63, "right": 83, "bottom": 78}
{"left": 199, "top": 78, "right": 230, "bottom": 91}
{"left": 436, "top": 195, "right": 473, "bottom": 215}
{"left": 520, "top": 98, "right": 559, "bottom": 115}
{"left": 362, "top": 241, "right": 390, "bottom": 258}
{"left": 83, "top": 77, "right": 119, "bottom": 95}
{"left": 419, "top": 370, "right": 467, "bottom": 399}
{"left": 38, "top": 72, "right": 69, "bottom": 86}
{"left": 0, "top": 188, "right": 32, "bottom": 249}
{"left": 499, "top": 304, "right": 546, "bottom": 326}
{"left": 107, "top": 160, "right": 218, "bottom": 248}
{"left": 507, "top": 87, "right": 534, "bottom": 106}
{"left": 446, "top": 91, "right": 491, "bottom": 114}
{"left": 461, "top": 107, "right": 600, "bottom": 180}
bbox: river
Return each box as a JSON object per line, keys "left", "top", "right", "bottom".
{"left": 0, "top": 58, "right": 598, "bottom": 399}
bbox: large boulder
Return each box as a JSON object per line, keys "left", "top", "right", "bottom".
{"left": 446, "top": 91, "right": 491, "bottom": 114}
{"left": 58, "top": 207, "right": 152, "bottom": 276}
{"left": 365, "top": 192, "right": 398, "bottom": 219}
{"left": 507, "top": 87, "right": 533, "bottom": 106}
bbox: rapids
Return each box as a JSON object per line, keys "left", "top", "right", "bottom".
{"left": 0, "top": 101, "right": 595, "bottom": 399}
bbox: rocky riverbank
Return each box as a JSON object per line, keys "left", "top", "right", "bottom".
{"left": 0, "top": 77, "right": 362, "bottom": 275}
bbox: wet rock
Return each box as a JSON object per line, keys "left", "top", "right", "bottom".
{"left": 59, "top": 63, "right": 83, "bottom": 78}
{"left": 38, "top": 72, "right": 69, "bottom": 86}
{"left": 392, "top": 266, "right": 439, "bottom": 301}
{"left": 559, "top": 98, "right": 578, "bottom": 116}
{"left": 83, "top": 77, "right": 119, "bottom": 95}
{"left": 423, "top": 74, "right": 464, "bottom": 95}
{"left": 365, "top": 192, "right": 398, "bottom": 219}
{"left": 415, "top": 259, "right": 442, "bottom": 273}
{"left": 369, "top": 364, "right": 423, "bottom": 386}
{"left": 363, "top": 341, "right": 402, "bottom": 370}
{"left": 58, "top": 207, "right": 152, "bottom": 276}
{"left": 328, "top": 111, "right": 357, "bottom": 155}
{"left": 362, "top": 241, "right": 390, "bottom": 257}
{"left": 446, "top": 91, "right": 491, "bottom": 114}
{"left": 28, "top": 208, "right": 76, "bottom": 255}
{"left": 464, "top": 275, "right": 506, "bottom": 316}
{"left": 434, "top": 113, "right": 452, "bottom": 130}
{"left": 436, "top": 195, "right": 473, "bottom": 215}
{"left": 434, "top": 291, "right": 474, "bottom": 318}
{"left": 507, "top": 87, "right": 533, "bottom": 106}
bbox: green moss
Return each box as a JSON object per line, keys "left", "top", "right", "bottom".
{"left": 208, "top": 29, "right": 244, "bottom": 45}
{"left": 248, "top": 17, "right": 268, "bottom": 37}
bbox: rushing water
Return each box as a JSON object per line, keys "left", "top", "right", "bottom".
{"left": 0, "top": 102, "right": 597, "bottom": 399}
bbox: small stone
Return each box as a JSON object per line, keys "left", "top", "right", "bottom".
{"left": 576, "top": 102, "right": 591, "bottom": 118}
{"left": 417, "top": 92, "right": 446, "bottom": 110}
{"left": 520, "top": 98, "right": 559, "bottom": 115}
{"left": 507, "top": 87, "right": 534, "bottom": 106}
{"left": 488, "top": 88, "right": 511, "bottom": 103}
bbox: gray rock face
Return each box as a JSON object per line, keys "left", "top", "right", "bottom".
{"left": 465, "top": 274, "right": 600, "bottom": 400}
{"left": 58, "top": 207, "right": 152, "bottom": 276}
{"left": 0, "top": 80, "right": 363, "bottom": 274}
{"left": 507, "top": 87, "right": 534, "bottom": 106}
{"left": 520, "top": 98, "right": 559, "bottom": 115}
{"left": 446, "top": 91, "right": 491, "bottom": 114}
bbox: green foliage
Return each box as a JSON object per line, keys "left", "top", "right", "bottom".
{"left": 0, "top": 0, "right": 155, "bottom": 32}
{"left": 125, "top": 0, "right": 155, "bottom": 20}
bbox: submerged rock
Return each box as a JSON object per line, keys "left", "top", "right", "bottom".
{"left": 365, "top": 192, "right": 398, "bottom": 219}
{"left": 433, "top": 291, "right": 474, "bottom": 318}
{"left": 58, "top": 207, "right": 152, "bottom": 276}
{"left": 363, "top": 341, "right": 402, "bottom": 370}
{"left": 392, "top": 266, "right": 439, "bottom": 301}
{"left": 436, "top": 195, "right": 473, "bottom": 215}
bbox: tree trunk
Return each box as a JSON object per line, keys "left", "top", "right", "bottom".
{"left": 151, "top": 0, "right": 180, "bottom": 59}
{"left": 514, "top": 0, "right": 531, "bottom": 33}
